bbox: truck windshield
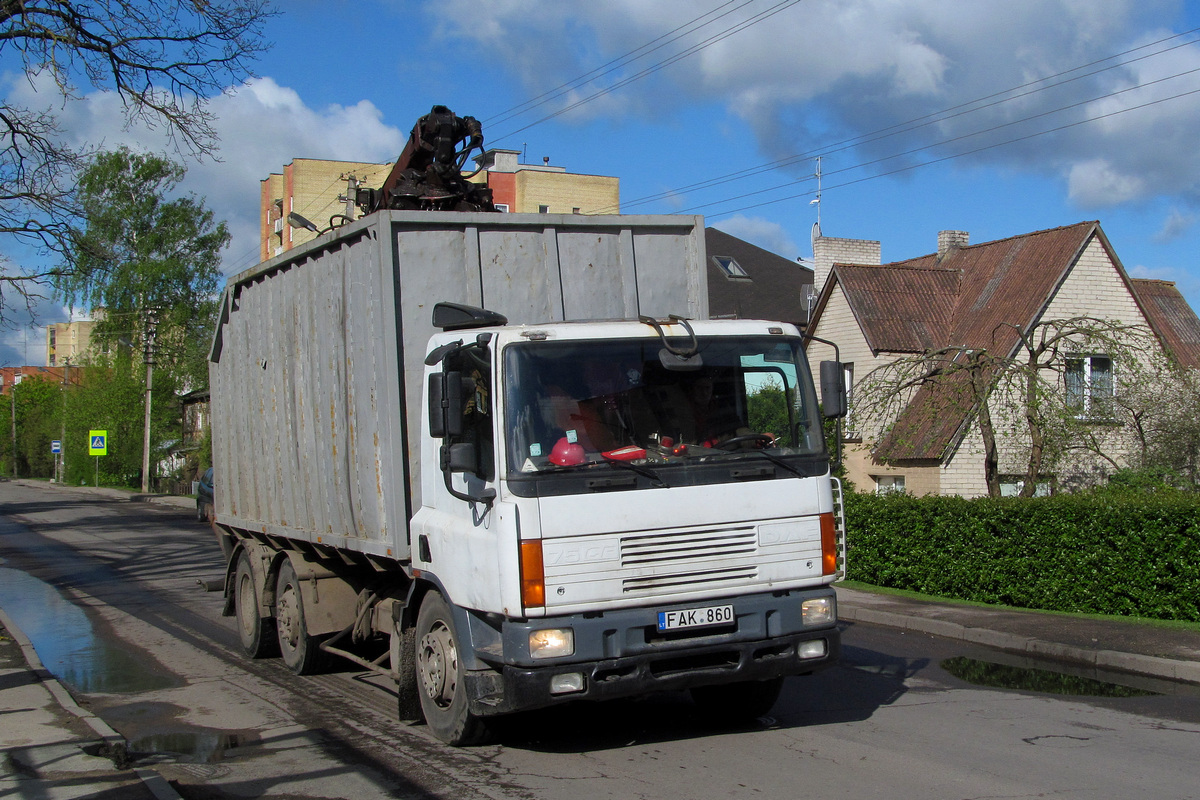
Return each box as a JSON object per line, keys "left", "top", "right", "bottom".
{"left": 502, "top": 335, "right": 825, "bottom": 481}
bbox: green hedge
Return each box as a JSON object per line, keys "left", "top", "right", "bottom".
{"left": 843, "top": 491, "right": 1200, "bottom": 621}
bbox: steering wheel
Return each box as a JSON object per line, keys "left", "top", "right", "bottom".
{"left": 716, "top": 433, "right": 775, "bottom": 450}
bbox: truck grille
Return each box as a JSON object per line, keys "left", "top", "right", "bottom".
{"left": 620, "top": 526, "right": 758, "bottom": 594}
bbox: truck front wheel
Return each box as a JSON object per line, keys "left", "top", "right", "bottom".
{"left": 690, "top": 677, "right": 784, "bottom": 722}
{"left": 235, "top": 551, "right": 277, "bottom": 659}
{"left": 414, "top": 592, "right": 489, "bottom": 745}
{"left": 275, "top": 560, "right": 327, "bottom": 675}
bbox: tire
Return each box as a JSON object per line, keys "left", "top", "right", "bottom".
{"left": 392, "top": 625, "right": 421, "bottom": 721}
{"left": 690, "top": 677, "right": 784, "bottom": 722}
{"left": 275, "top": 559, "right": 327, "bottom": 675}
{"left": 235, "top": 551, "right": 277, "bottom": 659}
{"left": 414, "top": 592, "right": 490, "bottom": 745}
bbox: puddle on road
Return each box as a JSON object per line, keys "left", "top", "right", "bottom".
{"left": 0, "top": 566, "right": 175, "bottom": 694}
{"left": 128, "top": 731, "right": 246, "bottom": 763}
{"left": 941, "top": 656, "right": 1158, "bottom": 697}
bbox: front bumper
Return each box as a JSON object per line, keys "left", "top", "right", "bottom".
{"left": 461, "top": 587, "right": 840, "bottom": 716}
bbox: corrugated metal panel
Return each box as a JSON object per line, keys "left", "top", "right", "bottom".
{"left": 1133, "top": 279, "right": 1200, "bottom": 369}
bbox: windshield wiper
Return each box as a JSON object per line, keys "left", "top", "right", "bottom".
{"left": 601, "top": 455, "right": 667, "bottom": 487}
{"left": 732, "top": 448, "right": 804, "bottom": 478}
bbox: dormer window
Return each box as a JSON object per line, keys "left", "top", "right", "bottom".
{"left": 712, "top": 255, "right": 750, "bottom": 281}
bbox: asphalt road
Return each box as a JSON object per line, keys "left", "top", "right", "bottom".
{"left": 2, "top": 480, "right": 1199, "bottom": 800}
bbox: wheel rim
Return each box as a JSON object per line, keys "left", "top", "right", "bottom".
{"left": 418, "top": 620, "right": 458, "bottom": 709}
{"left": 277, "top": 583, "right": 300, "bottom": 651}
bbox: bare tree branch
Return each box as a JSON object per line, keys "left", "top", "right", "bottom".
{"left": 0, "top": 0, "right": 273, "bottom": 324}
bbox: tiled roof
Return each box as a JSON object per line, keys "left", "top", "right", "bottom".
{"left": 705, "top": 227, "right": 812, "bottom": 326}
{"left": 836, "top": 264, "right": 958, "bottom": 352}
{"left": 828, "top": 221, "right": 1102, "bottom": 461}
{"left": 1132, "top": 279, "right": 1200, "bottom": 369}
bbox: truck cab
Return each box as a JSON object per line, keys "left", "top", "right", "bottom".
{"left": 413, "top": 309, "right": 844, "bottom": 743}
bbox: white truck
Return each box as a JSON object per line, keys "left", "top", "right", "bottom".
{"left": 209, "top": 210, "right": 847, "bottom": 745}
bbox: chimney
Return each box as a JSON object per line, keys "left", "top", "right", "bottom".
{"left": 812, "top": 230, "right": 881, "bottom": 294}
{"left": 938, "top": 230, "right": 969, "bottom": 257}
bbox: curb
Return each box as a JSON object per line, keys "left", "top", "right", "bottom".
{"left": 838, "top": 602, "right": 1200, "bottom": 685}
{"left": 13, "top": 478, "right": 195, "bottom": 511}
{"left": 0, "top": 606, "right": 185, "bottom": 800}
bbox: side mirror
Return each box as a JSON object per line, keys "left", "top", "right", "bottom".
{"left": 820, "top": 361, "right": 847, "bottom": 419}
{"left": 442, "top": 443, "right": 477, "bottom": 473}
{"left": 427, "top": 371, "right": 475, "bottom": 438}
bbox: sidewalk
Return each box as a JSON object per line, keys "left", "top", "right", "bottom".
{"left": 837, "top": 585, "right": 1200, "bottom": 685}
{"left": 0, "top": 608, "right": 183, "bottom": 800}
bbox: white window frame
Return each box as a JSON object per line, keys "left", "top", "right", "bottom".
{"left": 873, "top": 474, "right": 905, "bottom": 495}
{"left": 1065, "top": 354, "right": 1114, "bottom": 418}
{"left": 843, "top": 362, "right": 857, "bottom": 439}
{"left": 711, "top": 255, "right": 751, "bottom": 281}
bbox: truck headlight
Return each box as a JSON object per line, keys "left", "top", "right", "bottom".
{"left": 801, "top": 597, "right": 834, "bottom": 626}
{"left": 530, "top": 628, "right": 574, "bottom": 659}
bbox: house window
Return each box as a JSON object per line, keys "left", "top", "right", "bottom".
{"left": 711, "top": 255, "right": 751, "bottom": 281}
{"left": 843, "top": 362, "right": 858, "bottom": 439}
{"left": 999, "top": 476, "right": 1053, "bottom": 497}
{"left": 494, "top": 203, "right": 509, "bottom": 213}
{"left": 1065, "top": 355, "right": 1113, "bottom": 416}
{"left": 538, "top": 204, "right": 549, "bottom": 214}
{"left": 873, "top": 474, "right": 905, "bottom": 495}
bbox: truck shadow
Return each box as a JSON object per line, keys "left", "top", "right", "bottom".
{"left": 488, "top": 636, "right": 917, "bottom": 752}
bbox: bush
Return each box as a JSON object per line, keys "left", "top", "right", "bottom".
{"left": 844, "top": 491, "right": 1200, "bottom": 621}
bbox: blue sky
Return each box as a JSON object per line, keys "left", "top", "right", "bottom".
{"left": 4, "top": 0, "right": 1200, "bottom": 365}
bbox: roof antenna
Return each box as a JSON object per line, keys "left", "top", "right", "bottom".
{"left": 808, "top": 156, "right": 822, "bottom": 230}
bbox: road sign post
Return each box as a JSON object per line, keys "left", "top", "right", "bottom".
{"left": 88, "top": 430, "right": 107, "bottom": 486}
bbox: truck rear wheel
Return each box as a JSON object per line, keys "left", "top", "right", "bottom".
{"left": 275, "top": 560, "right": 327, "bottom": 675}
{"left": 235, "top": 551, "right": 277, "bottom": 659}
{"left": 392, "top": 625, "right": 421, "bottom": 721}
{"left": 414, "top": 591, "right": 490, "bottom": 745}
{"left": 690, "top": 677, "right": 784, "bottom": 722}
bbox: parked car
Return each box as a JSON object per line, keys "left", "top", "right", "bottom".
{"left": 196, "top": 467, "right": 214, "bottom": 523}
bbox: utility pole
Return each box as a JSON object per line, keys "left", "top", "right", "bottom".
{"left": 10, "top": 369, "right": 18, "bottom": 478}
{"left": 141, "top": 311, "right": 159, "bottom": 493}
{"left": 338, "top": 174, "right": 359, "bottom": 222}
{"left": 59, "top": 359, "right": 69, "bottom": 483}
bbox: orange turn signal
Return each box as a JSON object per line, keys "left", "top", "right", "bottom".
{"left": 520, "top": 540, "right": 546, "bottom": 609}
{"left": 820, "top": 512, "right": 839, "bottom": 576}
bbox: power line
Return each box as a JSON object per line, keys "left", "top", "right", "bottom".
{"left": 696, "top": 84, "right": 1200, "bottom": 220}
{"left": 489, "top": 0, "right": 807, "bottom": 142}
{"left": 484, "top": 0, "right": 754, "bottom": 128}
{"left": 606, "top": 25, "right": 1200, "bottom": 214}
{"left": 680, "top": 61, "right": 1200, "bottom": 214}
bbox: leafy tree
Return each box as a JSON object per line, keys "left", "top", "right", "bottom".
{"left": 1110, "top": 364, "right": 1200, "bottom": 487}
{"left": 855, "top": 317, "right": 1158, "bottom": 497}
{"left": 57, "top": 147, "right": 226, "bottom": 388}
{"left": 0, "top": 375, "right": 63, "bottom": 477}
{"left": 747, "top": 379, "right": 791, "bottom": 437}
{"left": 54, "top": 147, "right": 227, "bottom": 488}
{"left": 0, "top": 0, "right": 272, "bottom": 320}
{"left": 62, "top": 348, "right": 179, "bottom": 487}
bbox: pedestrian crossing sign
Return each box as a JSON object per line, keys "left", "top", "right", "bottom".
{"left": 89, "top": 430, "right": 107, "bottom": 456}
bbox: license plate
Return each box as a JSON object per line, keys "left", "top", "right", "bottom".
{"left": 657, "top": 604, "right": 735, "bottom": 632}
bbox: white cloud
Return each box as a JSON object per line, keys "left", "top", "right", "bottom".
{"left": 1067, "top": 158, "right": 1146, "bottom": 206}
{"left": 1155, "top": 208, "right": 1197, "bottom": 242}
{"left": 7, "top": 73, "right": 406, "bottom": 280}
{"left": 428, "top": 0, "right": 1196, "bottom": 205}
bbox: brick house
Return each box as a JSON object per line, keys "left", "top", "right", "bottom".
{"left": 805, "top": 221, "right": 1200, "bottom": 497}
